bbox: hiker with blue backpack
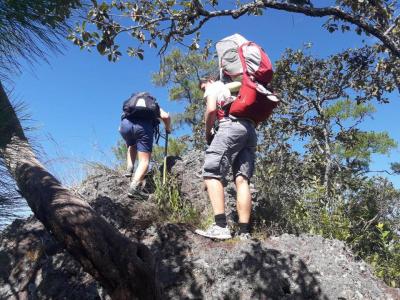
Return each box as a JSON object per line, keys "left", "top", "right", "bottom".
{"left": 119, "top": 92, "right": 171, "bottom": 197}
{"left": 195, "top": 34, "right": 279, "bottom": 240}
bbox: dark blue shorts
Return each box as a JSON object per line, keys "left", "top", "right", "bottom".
{"left": 119, "top": 118, "right": 154, "bottom": 153}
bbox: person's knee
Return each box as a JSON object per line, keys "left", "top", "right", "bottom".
{"left": 137, "top": 151, "right": 151, "bottom": 167}
{"left": 235, "top": 175, "right": 249, "bottom": 186}
{"left": 138, "top": 156, "right": 150, "bottom": 167}
{"left": 203, "top": 151, "right": 230, "bottom": 179}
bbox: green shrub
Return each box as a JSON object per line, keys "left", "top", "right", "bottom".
{"left": 366, "top": 223, "right": 400, "bottom": 288}
{"left": 257, "top": 177, "right": 399, "bottom": 288}
{"left": 152, "top": 168, "right": 200, "bottom": 225}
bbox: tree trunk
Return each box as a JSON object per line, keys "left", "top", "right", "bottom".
{"left": 0, "top": 81, "right": 161, "bottom": 300}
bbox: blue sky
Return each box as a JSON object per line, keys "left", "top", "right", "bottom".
{"left": 8, "top": 7, "right": 400, "bottom": 186}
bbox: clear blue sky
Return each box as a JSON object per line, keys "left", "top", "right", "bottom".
{"left": 9, "top": 7, "right": 400, "bottom": 187}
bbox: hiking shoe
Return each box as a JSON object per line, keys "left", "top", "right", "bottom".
{"left": 140, "top": 178, "right": 147, "bottom": 190}
{"left": 195, "top": 224, "right": 232, "bottom": 240}
{"left": 238, "top": 233, "right": 252, "bottom": 241}
{"left": 127, "top": 189, "right": 148, "bottom": 200}
{"left": 127, "top": 180, "right": 148, "bottom": 199}
{"left": 123, "top": 166, "right": 134, "bottom": 178}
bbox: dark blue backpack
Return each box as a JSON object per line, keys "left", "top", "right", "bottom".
{"left": 122, "top": 92, "right": 161, "bottom": 122}
{"left": 122, "top": 92, "right": 161, "bottom": 142}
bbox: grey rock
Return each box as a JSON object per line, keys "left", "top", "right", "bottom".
{"left": 0, "top": 218, "right": 100, "bottom": 300}
{"left": 0, "top": 153, "right": 399, "bottom": 300}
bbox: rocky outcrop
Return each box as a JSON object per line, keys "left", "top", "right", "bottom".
{"left": 142, "top": 225, "right": 399, "bottom": 299}
{"left": 0, "top": 154, "right": 399, "bottom": 299}
{"left": 0, "top": 218, "right": 101, "bottom": 299}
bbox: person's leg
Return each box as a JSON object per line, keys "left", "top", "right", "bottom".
{"left": 128, "top": 151, "right": 150, "bottom": 197}
{"left": 133, "top": 151, "right": 151, "bottom": 183}
{"left": 196, "top": 120, "right": 246, "bottom": 239}
{"left": 204, "top": 177, "right": 227, "bottom": 228}
{"left": 124, "top": 145, "right": 137, "bottom": 177}
{"left": 235, "top": 175, "right": 252, "bottom": 224}
{"left": 128, "top": 121, "right": 153, "bottom": 197}
{"left": 204, "top": 177, "right": 225, "bottom": 215}
{"left": 119, "top": 119, "right": 137, "bottom": 177}
{"left": 202, "top": 122, "right": 233, "bottom": 232}
{"left": 232, "top": 121, "right": 257, "bottom": 238}
{"left": 195, "top": 176, "right": 231, "bottom": 238}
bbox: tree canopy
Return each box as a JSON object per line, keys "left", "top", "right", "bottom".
{"left": 71, "top": 0, "right": 400, "bottom": 59}
{"left": 70, "top": 0, "right": 400, "bottom": 94}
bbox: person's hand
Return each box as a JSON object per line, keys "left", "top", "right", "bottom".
{"left": 166, "top": 128, "right": 172, "bottom": 134}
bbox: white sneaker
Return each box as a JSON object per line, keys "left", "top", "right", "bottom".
{"left": 195, "top": 224, "right": 232, "bottom": 240}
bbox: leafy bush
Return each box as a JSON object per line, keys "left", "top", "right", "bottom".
{"left": 152, "top": 168, "right": 200, "bottom": 225}
{"left": 255, "top": 174, "right": 400, "bottom": 287}
{"left": 367, "top": 223, "right": 400, "bottom": 287}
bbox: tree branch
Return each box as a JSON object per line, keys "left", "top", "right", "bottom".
{"left": 358, "top": 169, "right": 396, "bottom": 176}
{"left": 184, "top": 0, "right": 400, "bottom": 58}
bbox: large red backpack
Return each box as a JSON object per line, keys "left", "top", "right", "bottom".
{"left": 216, "top": 34, "right": 279, "bottom": 124}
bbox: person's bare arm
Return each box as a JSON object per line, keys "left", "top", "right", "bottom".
{"left": 225, "top": 81, "right": 241, "bottom": 93}
{"left": 205, "top": 94, "right": 217, "bottom": 145}
{"left": 160, "top": 108, "right": 172, "bottom": 133}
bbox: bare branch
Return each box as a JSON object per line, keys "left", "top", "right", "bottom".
{"left": 384, "top": 14, "right": 400, "bottom": 35}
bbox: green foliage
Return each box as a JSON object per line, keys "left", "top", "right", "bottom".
{"left": 391, "top": 162, "right": 400, "bottom": 174}
{"left": 153, "top": 49, "right": 217, "bottom": 149}
{"left": 72, "top": 0, "right": 400, "bottom": 65}
{"left": 268, "top": 47, "right": 397, "bottom": 196}
{"left": 336, "top": 131, "right": 397, "bottom": 162}
{"left": 0, "top": 0, "right": 81, "bottom": 77}
{"left": 324, "top": 99, "right": 375, "bottom": 120}
{"left": 151, "top": 136, "right": 189, "bottom": 163}
{"left": 254, "top": 47, "right": 399, "bottom": 287}
{"left": 276, "top": 177, "right": 400, "bottom": 287}
{"left": 152, "top": 168, "right": 199, "bottom": 224}
{"left": 111, "top": 139, "right": 128, "bottom": 167}
{"left": 1, "top": 0, "right": 79, "bottom": 28}
{"left": 367, "top": 223, "right": 400, "bottom": 287}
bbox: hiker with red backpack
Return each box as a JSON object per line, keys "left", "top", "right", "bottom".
{"left": 195, "top": 34, "right": 279, "bottom": 240}
{"left": 119, "top": 92, "right": 171, "bottom": 197}
{"left": 195, "top": 75, "right": 257, "bottom": 240}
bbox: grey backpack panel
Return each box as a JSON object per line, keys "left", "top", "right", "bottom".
{"left": 242, "top": 43, "right": 262, "bottom": 75}
{"left": 216, "top": 34, "right": 248, "bottom": 80}
{"left": 221, "top": 48, "right": 242, "bottom": 76}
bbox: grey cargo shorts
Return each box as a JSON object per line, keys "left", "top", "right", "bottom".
{"left": 203, "top": 118, "right": 257, "bottom": 181}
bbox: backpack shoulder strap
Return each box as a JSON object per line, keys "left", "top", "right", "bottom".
{"left": 154, "top": 122, "right": 161, "bottom": 144}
